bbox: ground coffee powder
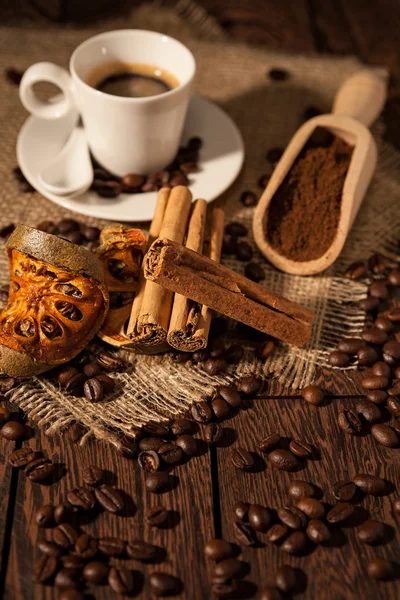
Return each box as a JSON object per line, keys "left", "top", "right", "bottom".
{"left": 266, "top": 131, "right": 353, "bottom": 262}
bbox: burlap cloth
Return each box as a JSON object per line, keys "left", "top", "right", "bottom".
{"left": 1, "top": 2, "right": 400, "bottom": 447}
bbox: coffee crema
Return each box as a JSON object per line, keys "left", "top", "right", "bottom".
{"left": 86, "top": 62, "right": 180, "bottom": 98}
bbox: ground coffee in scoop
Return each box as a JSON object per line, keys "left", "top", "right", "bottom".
{"left": 266, "top": 131, "right": 352, "bottom": 262}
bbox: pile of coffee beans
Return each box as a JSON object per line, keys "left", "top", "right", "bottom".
{"left": 222, "top": 221, "right": 268, "bottom": 284}
{"left": 257, "top": 431, "right": 315, "bottom": 472}
{"left": 33, "top": 217, "right": 101, "bottom": 251}
{"left": 89, "top": 136, "right": 201, "bottom": 199}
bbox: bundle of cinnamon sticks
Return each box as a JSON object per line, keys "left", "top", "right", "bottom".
{"left": 99, "top": 185, "right": 313, "bottom": 352}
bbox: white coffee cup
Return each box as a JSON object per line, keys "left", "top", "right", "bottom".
{"left": 19, "top": 30, "right": 196, "bottom": 176}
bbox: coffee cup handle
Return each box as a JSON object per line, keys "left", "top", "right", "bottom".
{"left": 19, "top": 62, "right": 76, "bottom": 120}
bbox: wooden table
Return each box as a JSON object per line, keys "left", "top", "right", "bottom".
{"left": 1, "top": 1, "right": 400, "bottom": 598}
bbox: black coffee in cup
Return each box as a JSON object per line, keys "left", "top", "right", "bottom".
{"left": 87, "top": 62, "right": 180, "bottom": 98}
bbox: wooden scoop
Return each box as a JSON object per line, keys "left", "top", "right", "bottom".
{"left": 253, "top": 70, "right": 387, "bottom": 275}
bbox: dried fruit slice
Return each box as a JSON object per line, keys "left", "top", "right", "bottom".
{"left": 0, "top": 225, "right": 109, "bottom": 376}
{"left": 97, "top": 225, "right": 146, "bottom": 293}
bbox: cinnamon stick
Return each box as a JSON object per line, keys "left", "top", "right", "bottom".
{"left": 128, "top": 186, "right": 193, "bottom": 349}
{"left": 144, "top": 238, "right": 314, "bottom": 347}
{"left": 167, "top": 206, "right": 224, "bottom": 351}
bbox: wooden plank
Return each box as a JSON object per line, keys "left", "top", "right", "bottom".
{"left": 4, "top": 425, "right": 215, "bottom": 599}
{"left": 217, "top": 395, "right": 400, "bottom": 599}
{"left": 266, "top": 367, "right": 365, "bottom": 397}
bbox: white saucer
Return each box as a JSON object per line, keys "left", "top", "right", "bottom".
{"left": 17, "top": 95, "right": 244, "bottom": 222}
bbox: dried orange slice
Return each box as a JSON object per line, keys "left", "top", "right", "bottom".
{"left": 0, "top": 225, "right": 109, "bottom": 377}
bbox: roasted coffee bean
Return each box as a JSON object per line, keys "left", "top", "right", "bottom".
{"left": 387, "top": 396, "right": 400, "bottom": 417}
{"left": 170, "top": 173, "right": 189, "bottom": 187}
{"left": 245, "top": 262, "right": 265, "bottom": 282}
{"left": 369, "top": 253, "right": 387, "bottom": 274}
{"left": 300, "top": 384, "right": 325, "bottom": 406}
{"left": 289, "top": 439, "right": 313, "bottom": 458}
{"left": 175, "top": 434, "right": 200, "bottom": 456}
{"left": 234, "top": 501, "right": 249, "bottom": 522}
{"left": 83, "top": 377, "right": 103, "bottom": 402}
{"left": 98, "top": 537, "right": 126, "bottom": 557}
{"left": 269, "top": 449, "right": 299, "bottom": 471}
{"left": 57, "top": 218, "right": 79, "bottom": 234}
{"left": 146, "top": 505, "right": 169, "bottom": 527}
{"left": 212, "top": 397, "right": 231, "bottom": 420}
{"left": 306, "top": 519, "right": 331, "bottom": 544}
{"left": 81, "top": 225, "right": 100, "bottom": 242}
{"left": 95, "top": 180, "right": 122, "bottom": 197}
{"left": 275, "top": 564, "right": 297, "bottom": 593}
{"left": 191, "top": 401, "right": 213, "bottom": 424}
{"left": 57, "top": 365, "right": 80, "bottom": 386}
{"left": 337, "top": 338, "right": 366, "bottom": 354}
{"left": 224, "top": 344, "right": 245, "bottom": 364}
{"left": 393, "top": 418, "right": 400, "bottom": 435}
{"left": 36, "top": 219, "right": 57, "bottom": 233}
{"left": 180, "top": 162, "right": 198, "bottom": 174}
{"left": 344, "top": 261, "right": 367, "bottom": 280}
{"left": 233, "top": 521, "right": 258, "bottom": 546}
{"left": 338, "top": 408, "right": 362, "bottom": 435}
{"left": 230, "top": 447, "right": 254, "bottom": 471}
{"left": 277, "top": 506, "right": 307, "bottom": 530}
{"left": 139, "top": 437, "right": 164, "bottom": 452}
{"left": 383, "top": 340, "right": 400, "bottom": 364}
{"left": 1, "top": 420, "right": 26, "bottom": 440}
{"left": 374, "top": 318, "right": 394, "bottom": 333}
{"left": 55, "top": 568, "right": 83, "bottom": 589}
{"left": 0, "top": 406, "right": 10, "bottom": 429}
{"left": 82, "top": 465, "right": 103, "bottom": 487}
{"left": 172, "top": 351, "right": 191, "bottom": 364}
{"left": 237, "top": 375, "right": 262, "bottom": 396}
{"left": 9, "top": 447, "right": 38, "bottom": 468}
{"left": 54, "top": 502, "right": 76, "bottom": 525}
{"left": 204, "top": 422, "right": 224, "bottom": 445}
{"left": 53, "top": 524, "right": 79, "bottom": 550}
{"left": 258, "top": 432, "right": 281, "bottom": 453}
{"left": 225, "top": 222, "right": 247, "bottom": 237}
{"left": 0, "top": 224, "right": 15, "bottom": 240}
{"left": 94, "top": 485, "right": 124, "bottom": 513}
{"left": 203, "top": 357, "right": 228, "bottom": 376}
{"left": 326, "top": 502, "right": 354, "bottom": 524}
{"left": 209, "top": 339, "right": 226, "bottom": 357}
{"left": 387, "top": 307, "right": 400, "bottom": 322}
{"left": 145, "top": 471, "right": 172, "bottom": 493}
{"left": 372, "top": 361, "right": 392, "bottom": 377}
{"left": 288, "top": 480, "right": 316, "bottom": 500}
{"left": 240, "top": 190, "right": 257, "bottom": 207}
{"left": 355, "top": 399, "right": 382, "bottom": 423}
{"left": 95, "top": 374, "right": 115, "bottom": 395}
{"left": 362, "top": 327, "right": 388, "bottom": 345}
{"left": 212, "top": 577, "right": 238, "bottom": 597}
{"left": 236, "top": 241, "right": 253, "bottom": 261}
{"left": 204, "top": 539, "right": 236, "bottom": 561}
{"left": 96, "top": 352, "right": 125, "bottom": 372}
{"left": 25, "top": 457, "right": 54, "bottom": 483}
{"left": 367, "top": 557, "right": 394, "bottom": 580}
{"left": 121, "top": 173, "right": 145, "bottom": 190}
{"left": 214, "top": 558, "right": 242, "bottom": 579}
{"left": 218, "top": 385, "right": 242, "bottom": 408}
{"left": 353, "top": 473, "right": 386, "bottom": 495}
{"left": 64, "top": 373, "right": 87, "bottom": 397}
{"left": 359, "top": 295, "right": 380, "bottom": 312}
{"left": 127, "top": 539, "right": 159, "bottom": 561}
{"left": 361, "top": 375, "right": 389, "bottom": 390}
{"left": 296, "top": 497, "right": 324, "bottom": 519}
{"left": 388, "top": 384, "right": 400, "bottom": 396}
{"left": 83, "top": 560, "right": 108, "bottom": 584}
{"left": 171, "top": 418, "right": 193, "bottom": 436}
{"left": 358, "top": 346, "right": 379, "bottom": 366}
{"left": 192, "top": 349, "right": 210, "bottom": 363}
{"left": 256, "top": 340, "right": 276, "bottom": 359}
{"left": 6, "top": 67, "right": 24, "bottom": 85}
{"left": 37, "top": 539, "right": 64, "bottom": 557}
{"left": 268, "top": 68, "right": 290, "bottom": 81}
{"left": 62, "top": 230, "right": 84, "bottom": 245}
{"left": 333, "top": 480, "right": 357, "bottom": 502}
{"left": 266, "top": 147, "right": 284, "bottom": 163}
{"left": 357, "top": 519, "right": 386, "bottom": 545}
{"left": 138, "top": 450, "right": 161, "bottom": 472}
{"left": 388, "top": 269, "right": 400, "bottom": 286}
{"left": 258, "top": 588, "right": 283, "bottom": 600}
{"left": 222, "top": 235, "right": 238, "bottom": 255}
{"left": 328, "top": 351, "right": 350, "bottom": 367}
{"left": 67, "top": 487, "right": 96, "bottom": 510}
{"left": 266, "top": 524, "right": 288, "bottom": 543}
{"left": 149, "top": 572, "right": 181, "bottom": 597}
{"left": 108, "top": 566, "right": 134, "bottom": 594}
{"left": 75, "top": 534, "right": 98, "bottom": 559}
{"left": 393, "top": 497, "right": 400, "bottom": 515}
{"left": 281, "top": 531, "right": 307, "bottom": 555}
{"left": 0, "top": 376, "right": 16, "bottom": 393}
{"left": 248, "top": 504, "right": 271, "bottom": 532}
{"left": 367, "top": 389, "right": 388, "bottom": 404}
{"left": 369, "top": 281, "right": 389, "bottom": 299}
{"left": 62, "top": 555, "right": 85, "bottom": 570}
{"left": 34, "top": 554, "right": 58, "bottom": 583}
{"left": 371, "top": 424, "right": 399, "bottom": 447}
{"left": 158, "top": 443, "right": 183, "bottom": 464}
{"left": 35, "top": 505, "right": 54, "bottom": 528}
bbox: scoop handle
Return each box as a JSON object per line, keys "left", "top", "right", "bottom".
{"left": 332, "top": 70, "right": 387, "bottom": 128}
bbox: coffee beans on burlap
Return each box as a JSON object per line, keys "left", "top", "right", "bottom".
{"left": 266, "top": 134, "right": 352, "bottom": 261}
